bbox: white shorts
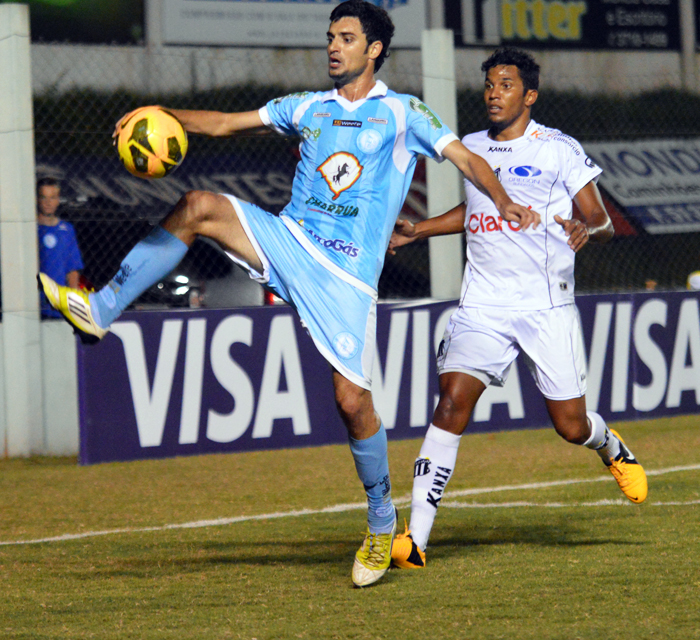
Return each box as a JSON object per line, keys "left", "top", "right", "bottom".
{"left": 437, "top": 304, "right": 587, "bottom": 400}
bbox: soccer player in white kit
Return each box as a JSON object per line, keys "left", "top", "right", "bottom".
{"left": 389, "top": 48, "right": 648, "bottom": 570}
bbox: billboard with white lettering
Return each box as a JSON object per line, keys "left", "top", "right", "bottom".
{"left": 77, "top": 291, "right": 700, "bottom": 464}
{"left": 161, "top": 0, "right": 426, "bottom": 48}
{"left": 451, "top": 0, "right": 681, "bottom": 49}
{"left": 586, "top": 138, "right": 700, "bottom": 233}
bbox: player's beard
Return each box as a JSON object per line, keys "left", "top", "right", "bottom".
{"left": 329, "top": 54, "right": 370, "bottom": 88}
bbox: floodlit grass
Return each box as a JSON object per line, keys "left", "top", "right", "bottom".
{"left": 1, "top": 416, "right": 699, "bottom": 639}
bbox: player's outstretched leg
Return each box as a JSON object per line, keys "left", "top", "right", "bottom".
{"left": 38, "top": 226, "right": 188, "bottom": 344}
{"left": 391, "top": 424, "right": 461, "bottom": 569}
{"left": 349, "top": 423, "right": 397, "bottom": 587}
{"left": 584, "top": 411, "right": 647, "bottom": 504}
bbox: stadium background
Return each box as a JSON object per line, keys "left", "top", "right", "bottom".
{"left": 20, "top": 0, "right": 700, "bottom": 312}
{"left": 0, "top": 0, "right": 699, "bottom": 459}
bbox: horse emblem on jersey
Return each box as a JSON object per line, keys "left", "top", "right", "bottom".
{"left": 317, "top": 152, "right": 363, "bottom": 200}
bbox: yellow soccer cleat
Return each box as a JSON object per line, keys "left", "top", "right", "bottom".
{"left": 37, "top": 273, "right": 108, "bottom": 345}
{"left": 352, "top": 515, "right": 397, "bottom": 588}
{"left": 391, "top": 523, "right": 426, "bottom": 569}
{"left": 607, "top": 429, "right": 647, "bottom": 504}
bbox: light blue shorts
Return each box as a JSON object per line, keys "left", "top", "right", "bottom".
{"left": 222, "top": 195, "right": 377, "bottom": 390}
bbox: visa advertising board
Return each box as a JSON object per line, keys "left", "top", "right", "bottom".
{"left": 78, "top": 291, "right": 700, "bottom": 464}
{"left": 586, "top": 138, "right": 700, "bottom": 233}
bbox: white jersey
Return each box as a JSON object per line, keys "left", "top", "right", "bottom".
{"left": 460, "top": 120, "right": 602, "bottom": 310}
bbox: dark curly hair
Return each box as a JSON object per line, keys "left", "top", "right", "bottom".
{"left": 330, "top": 0, "right": 395, "bottom": 72}
{"left": 481, "top": 48, "right": 540, "bottom": 93}
{"left": 37, "top": 176, "right": 60, "bottom": 194}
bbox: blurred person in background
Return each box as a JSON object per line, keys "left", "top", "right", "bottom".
{"left": 37, "top": 177, "right": 84, "bottom": 319}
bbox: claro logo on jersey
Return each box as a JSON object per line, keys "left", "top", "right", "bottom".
{"left": 317, "top": 152, "right": 363, "bottom": 200}
{"left": 468, "top": 212, "right": 522, "bottom": 233}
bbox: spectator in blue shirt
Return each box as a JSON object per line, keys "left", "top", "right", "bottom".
{"left": 37, "top": 177, "right": 84, "bottom": 318}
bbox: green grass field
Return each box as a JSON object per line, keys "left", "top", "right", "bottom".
{"left": 1, "top": 416, "right": 699, "bottom": 639}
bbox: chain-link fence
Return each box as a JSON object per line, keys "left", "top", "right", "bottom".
{"left": 29, "top": 43, "right": 700, "bottom": 314}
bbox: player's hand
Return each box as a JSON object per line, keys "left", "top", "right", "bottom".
{"left": 387, "top": 218, "right": 418, "bottom": 255}
{"left": 112, "top": 107, "right": 155, "bottom": 142}
{"left": 554, "top": 215, "right": 589, "bottom": 252}
{"left": 500, "top": 203, "right": 541, "bottom": 230}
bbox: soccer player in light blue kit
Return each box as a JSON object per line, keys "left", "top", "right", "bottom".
{"left": 39, "top": 0, "right": 538, "bottom": 587}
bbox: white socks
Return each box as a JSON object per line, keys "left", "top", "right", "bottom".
{"left": 408, "top": 424, "right": 462, "bottom": 551}
{"left": 408, "top": 413, "right": 619, "bottom": 551}
{"left": 583, "top": 410, "right": 621, "bottom": 463}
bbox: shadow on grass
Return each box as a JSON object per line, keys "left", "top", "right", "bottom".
{"left": 430, "top": 520, "right": 643, "bottom": 555}
{"left": 59, "top": 519, "right": 644, "bottom": 583}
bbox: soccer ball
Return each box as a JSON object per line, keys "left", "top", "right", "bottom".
{"left": 116, "top": 106, "right": 188, "bottom": 179}
{"left": 687, "top": 271, "right": 700, "bottom": 291}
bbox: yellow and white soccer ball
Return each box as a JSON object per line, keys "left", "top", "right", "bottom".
{"left": 687, "top": 271, "right": 700, "bottom": 291}
{"left": 116, "top": 106, "right": 188, "bottom": 179}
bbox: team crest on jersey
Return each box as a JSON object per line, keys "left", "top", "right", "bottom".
{"left": 43, "top": 233, "right": 57, "bottom": 249}
{"left": 356, "top": 129, "right": 382, "bottom": 154}
{"left": 317, "top": 152, "right": 363, "bottom": 200}
{"left": 585, "top": 156, "right": 597, "bottom": 168}
{"left": 409, "top": 97, "right": 442, "bottom": 129}
{"left": 333, "top": 332, "right": 359, "bottom": 359}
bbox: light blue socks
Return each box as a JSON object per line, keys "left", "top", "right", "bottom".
{"left": 349, "top": 423, "right": 395, "bottom": 534}
{"left": 90, "top": 226, "right": 188, "bottom": 328}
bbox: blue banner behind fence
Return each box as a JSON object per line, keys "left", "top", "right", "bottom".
{"left": 77, "top": 290, "right": 700, "bottom": 464}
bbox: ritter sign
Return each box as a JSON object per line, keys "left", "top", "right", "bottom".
{"left": 452, "top": 0, "right": 681, "bottom": 50}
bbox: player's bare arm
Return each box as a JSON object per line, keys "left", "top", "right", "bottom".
{"left": 441, "top": 140, "right": 540, "bottom": 230}
{"left": 554, "top": 181, "right": 614, "bottom": 253}
{"left": 112, "top": 109, "right": 267, "bottom": 139}
{"left": 388, "top": 203, "right": 466, "bottom": 255}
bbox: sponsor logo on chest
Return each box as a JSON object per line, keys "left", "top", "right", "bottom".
{"left": 467, "top": 212, "right": 522, "bottom": 234}
{"left": 333, "top": 119, "right": 362, "bottom": 128}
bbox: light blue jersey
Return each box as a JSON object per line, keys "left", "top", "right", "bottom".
{"left": 260, "top": 81, "right": 458, "bottom": 292}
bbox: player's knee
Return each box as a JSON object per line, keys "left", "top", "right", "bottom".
{"left": 177, "top": 190, "right": 218, "bottom": 227}
{"left": 334, "top": 385, "right": 369, "bottom": 422}
{"left": 554, "top": 418, "right": 589, "bottom": 444}
{"left": 433, "top": 394, "right": 468, "bottom": 430}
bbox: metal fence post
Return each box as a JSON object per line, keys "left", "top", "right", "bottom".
{"left": 422, "top": 29, "right": 464, "bottom": 300}
{"left": 0, "top": 4, "right": 45, "bottom": 456}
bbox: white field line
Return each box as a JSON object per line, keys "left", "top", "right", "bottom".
{"left": 1, "top": 463, "right": 699, "bottom": 547}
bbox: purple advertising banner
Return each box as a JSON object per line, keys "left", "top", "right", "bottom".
{"left": 77, "top": 291, "right": 700, "bottom": 464}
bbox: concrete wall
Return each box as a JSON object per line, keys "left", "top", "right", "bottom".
{"left": 39, "top": 322, "right": 80, "bottom": 456}
{"left": 0, "top": 322, "right": 79, "bottom": 457}
{"left": 31, "top": 43, "right": 699, "bottom": 97}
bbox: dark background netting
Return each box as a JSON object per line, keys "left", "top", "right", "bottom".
{"left": 29, "top": 59, "right": 700, "bottom": 310}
